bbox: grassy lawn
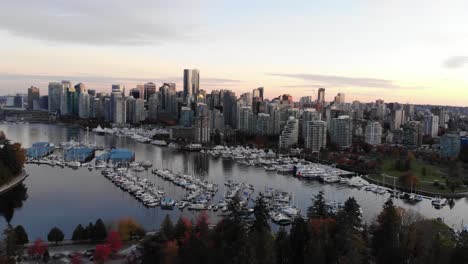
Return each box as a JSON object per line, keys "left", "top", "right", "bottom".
{"left": 368, "top": 158, "right": 468, "bottom": 195}
{"left": 380, "top": 158, "right": 444, "bottom": 183}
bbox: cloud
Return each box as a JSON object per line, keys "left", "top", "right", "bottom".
{"left": 0, "top": 0, "right": 205, "bottom": 46}
{"left": 270, "top": 73, "right": 424, "bottom": 90}
{"left": 443, "top": 56, "right": 468, "bottom": 69}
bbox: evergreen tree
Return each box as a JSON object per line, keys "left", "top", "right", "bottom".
{"left": 173, "top": 217, "right": 190, "bottom": 241}
{"left": 160, "top": 214, "right": 174, "bottom": 240}
{"left": 141, "top": 233, "right": 166, "bottom": 264}
{"left": 289, "top": 216, "right": 309, "bottom": 264}
{"left": 221, "top": 195, "right": 255, "bottom": 264}
{"left": 13, "top": 225, "right": 28, "bottom": 245}
{"left": 84, "top": 222, "right": 94, "bottom": 240}
{"left": 335, "top": 197, "right": 366, "bottom": 263}
{"left": 249, "top": 193, "right": 274, "bottom": 264}
{"left": 307, "top": 191, "right": 330, "bottom": 219}
{"left": 72, "top": 224, "right": 85, "bottom": 241}
{"left": 371, "top": 199, "right": 403, "bottom": 264}
{"left": 275, "top": 227, "right": 291, "bottom": 264}
{"left": 93, "top": 219, "right": 107, "bottom": 241}
{"left": 47, "top": 227, "right": 64, "bottom": 245}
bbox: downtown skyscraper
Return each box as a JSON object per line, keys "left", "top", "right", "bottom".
{"left": 183, "top": 69, "right": 200, "bottom": 98}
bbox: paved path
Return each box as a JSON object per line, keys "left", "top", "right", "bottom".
{"left": 0, "top": 170, "right": 28, "bottom": 195}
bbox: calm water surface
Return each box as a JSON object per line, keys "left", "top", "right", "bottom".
{"left": 1, "top": 123, "right": 467, "bottom": 239}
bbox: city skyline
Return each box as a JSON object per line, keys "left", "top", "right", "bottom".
{"left": 1, "top": 0, "right": 468, "bottom": 106}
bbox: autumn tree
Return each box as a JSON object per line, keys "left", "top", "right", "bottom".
{"left": 401, "top": 219, "right": 455, "bottom": 263}
{"left": 163, "top": 240, "right": 179, "bottom": 264}
{"left": 47, "top": 227, "right": 64, "bottom": 245}
{"left": 178, "top": 213, "right": 212, "bottom": 264}
{"left": 117, "top": 218, "right": 145, "bottom": 241}
{"left": 94, "top": 244, "right": 111, "bottom": 264}
{"left": 399, "top": 172, "right": 420, "bottom": 189}
{"left": 27, "top": 239, "right": 47, "bottom": 261}
{"left": 107, "top": 231, "right": 123, "bottom": 254}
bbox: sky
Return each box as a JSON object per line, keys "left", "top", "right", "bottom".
{"left": 0, "top": 0, "right": 468, "bottom": 106}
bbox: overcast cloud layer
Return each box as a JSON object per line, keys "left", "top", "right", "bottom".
{"left": 0, "top": 0, "right": 204, "bottom": 45}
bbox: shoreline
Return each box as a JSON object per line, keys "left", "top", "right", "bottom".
{"left": 0, "top": 170, "right": 28, "bottom": 196}
{"left": 363, "top": 174, "right": 467, "bottom": 198}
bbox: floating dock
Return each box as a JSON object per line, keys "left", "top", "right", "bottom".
{"left": 27, "top": 142, "right": 55, "bottom": 158}
{"left": 96, "top": 148, "right": 135, "bottom": 164}
{"left": 64, "top": 147, "right": 95, "bottom": 162}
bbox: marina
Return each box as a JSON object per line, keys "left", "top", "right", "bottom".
{"left": 1, "top": 123, "right": 468, "bottom": 240}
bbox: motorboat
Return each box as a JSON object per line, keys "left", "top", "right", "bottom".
{"left": 160, "top": 197, "right": 175, "bottom": 209}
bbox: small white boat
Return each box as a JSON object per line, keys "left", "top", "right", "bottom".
{"left": 188, "top": 203, "right": 207, "bottom": 210}
{"left": 67, "top": 161, "right": 81, "bottom": 168}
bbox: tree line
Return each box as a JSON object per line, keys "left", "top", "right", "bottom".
{"left": 0, "top": 131, "right": 26, "bottom": 186}
{"left": 141, "top": 192, "right": 468, "bottom": 264}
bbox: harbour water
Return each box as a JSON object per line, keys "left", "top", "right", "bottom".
{"left": 1, "top": 123, "right": 467, "bottom": 239}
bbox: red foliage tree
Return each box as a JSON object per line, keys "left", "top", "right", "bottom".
{"left": 94, "top": 244, "right": 111, "bottom": 263}
{"left": 107, "top": 231, "right": 123, "bottom": 253}
{"left": 28, "top": 239, "right": 48, "bottom": 260}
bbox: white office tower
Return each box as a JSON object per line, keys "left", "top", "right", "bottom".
{"left": 424, "top": 114, "right": 439, "bottom": 137}
{"left": 256, "top": 113, "right": 273, "bottom": 135}
{"left": 112, "top": 84, "right": 123, "bottom": 93}
{"left": 60, "top": 80, "right": 72, "bottom": 115}
{"left": 279, "top": 116, "right": 299, "bottom": 149}
{"left": 334, "top": 93, "right": 345, "bottom": 104}
{"left": 305, "top": 120, "right": 327, "bottom": 152}
{"left": 331, "top": 115, "right": 352, "bottom": 148}
{"left": 365, "top": 121, "right": 382, "bottom": 146}
{"left": 48, "top": 82, "right": 63, "bottom": 113}
{"left": 113, "top": 96, "right": 126, "bottom": 124}
{"left": 78, "top": 93, "right": 90, "bottom": 118}
{"left": 302, "top": 108, "right": 320, "bottom": 137}
{"left": 392, "top": 109, "right": 405, "bottom": 130}
{"left": 238, "top": 106, "right": 254, "bottom": 133}
{"left": 134, "top": 98, "right": 145, "bottom": 123}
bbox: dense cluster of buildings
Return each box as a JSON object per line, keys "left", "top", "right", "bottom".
{"left": 1, "top": 69, "right": 467, "bottom": 158}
